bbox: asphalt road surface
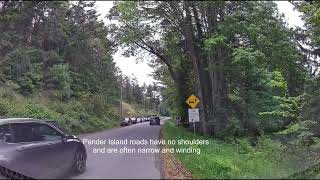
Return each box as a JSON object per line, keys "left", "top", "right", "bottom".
{"left": 66, "top": 117, "right": 168, "bottom": 179}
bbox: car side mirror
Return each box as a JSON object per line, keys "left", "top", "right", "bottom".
{"left": 62, "top": 135, "right": 76, "bottom": 143}
{"left": 62, "top": 135, "right": 67, "bottom": 143}
{"left": 62, "top": 135, "right": 71, "bottom": 143}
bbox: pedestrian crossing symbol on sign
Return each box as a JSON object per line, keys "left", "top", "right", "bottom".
{"left": 186, "top": 94, "right": 200, "bottom": 109}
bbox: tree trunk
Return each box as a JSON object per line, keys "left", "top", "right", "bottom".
{"left": 211, "top": 47, "right": 228, "bottom": 135}
{"left": 182, "top": 1, "right": 230, "bottom": 136}
{"left": 183, "top": 2, "right": 210, "bottom": 135}
{"left": 174, "top": 70, "right": 191, "bottom": 122}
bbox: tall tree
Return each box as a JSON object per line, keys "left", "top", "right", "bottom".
{"left": 109, "top": 1, "right": 305, "bottom": 136}
{"left": 0, "top": 1, "right": 119, "bottom": 102}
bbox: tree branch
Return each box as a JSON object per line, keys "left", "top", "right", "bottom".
{"left": 132, "top": 41, "right": 178, "bottom": 82}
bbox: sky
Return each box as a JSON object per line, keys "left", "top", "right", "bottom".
{"left": 94, "top": 1, "right": 304, "bottom": 86}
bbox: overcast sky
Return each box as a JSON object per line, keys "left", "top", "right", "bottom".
{"left": 94, "top": 1, "right": 304, "bottom": 86}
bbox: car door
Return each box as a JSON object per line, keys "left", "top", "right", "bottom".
{"left": 36, "top": 122, "right": 76, "bottom": 177}
{"left": 10, "top": 122, "right": 75, "bottom": 178}
{"left": 6, "top": 122, "right": 48, "bottom": 178}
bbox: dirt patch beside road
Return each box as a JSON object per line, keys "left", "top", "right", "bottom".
{"left": 160, "top": 128, "right": 193, "bottom": 179}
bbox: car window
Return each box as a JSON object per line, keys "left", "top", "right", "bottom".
{"left": 46, "top": 120, "right": 69, "bottom": 134}
{"left": 38, "top": 124, "right": 63, "bottom": 141}
{"left": 11, "top": 123, "right": 63, "bottom": 143}
{"left": 0, "top": 124, "right": 13, "bottom": 143}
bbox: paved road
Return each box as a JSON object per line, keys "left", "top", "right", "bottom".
{"left": 66, "top": 117, "right": 167, "bottom": 179}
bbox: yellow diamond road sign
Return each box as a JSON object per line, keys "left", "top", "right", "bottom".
{"left": 186, "top": 94, "right": 200, "bottom": 109}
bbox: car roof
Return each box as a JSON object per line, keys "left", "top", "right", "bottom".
{"left": 0, "top": 118, "right": 48, "bottom": 125}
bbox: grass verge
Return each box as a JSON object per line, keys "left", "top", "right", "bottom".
{"left": 162, "top": 120, "right": 309, "bottom": 179}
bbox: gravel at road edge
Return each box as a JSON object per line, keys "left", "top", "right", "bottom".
{"left": 160, "top": 128, "right": 193, "bottom": 179}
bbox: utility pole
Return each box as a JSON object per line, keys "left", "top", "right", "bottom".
{"left": 143, "top": 94, "right": 146, "bottom": 117}
{"left": 120, "top": 73, "right": 123, "bottom": 119}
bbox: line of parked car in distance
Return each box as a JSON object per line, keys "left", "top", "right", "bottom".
{"left": 120, "top": 115, "right": 161, "bottom": 126}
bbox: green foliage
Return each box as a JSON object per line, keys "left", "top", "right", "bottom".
{"left": 47, "top": 64, "right": 71, "bottom": 100}
{"left": 276, "top": 123, "right": 308, "bottom": 135}
{"left": 0, "top": 1, "right": 132, "bottom": 134}
{"left": 2, "top": 48, "right": 44, "bottom": 95}
{"left": 294, "top": 1, "right": 320, "bottom": 46}
{"left": 274, "top": 120, "right": 320, "bottom": 149}
{"left": 302, "top": 76, "right": 320, "bottom": 128}
{"left": 289, "top": 160, "right": 320, "bottom": 179}
{"left": 0, "top": 88, "right": 121, "bottom": 134}
{"left": 223, "top": 116, "right": 245, "bottom": 137}
{"left": 231, "top": 48, "right": 265, "bottom": 71}
{"left": 204, "top": 34, "right": 230, "bottom": 53}
{"left": 268, "top": 71, "right": 288, "bottom": 91}
{"left": 163, "top": 120, "right": 310, "bottom": 179}
{"left": 259, "top": 95, "right": 305, "bottom": 122}
{"left": 227, "top": 47, "right": 292, "bottom": 134}
{"left": 17, "top": 76, "right": 35, "bottom": 95}
{"left": 0, "top": 0, "right": 120, "bottom": 102}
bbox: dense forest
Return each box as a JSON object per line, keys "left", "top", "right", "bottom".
{"left": 109, "top": 0, "right": 320, "bottom": 139}
{"left": 0, "top": 1, "right": 161, "bottom": 134}
{"left": 107, "top": 1, "right": 320, "bottom": 177}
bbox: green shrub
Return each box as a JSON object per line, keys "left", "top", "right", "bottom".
{"left": 47, "top": 64, "right": 71, "bottom": 100}
{"left": 0, "top": 102, "right": 8, "bottom": 116}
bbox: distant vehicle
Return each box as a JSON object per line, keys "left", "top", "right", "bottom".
{"left": 131, "top": 117, "right": 137, "bottom": 124}
{"left": 136, "top": 117, "right": 143, "bottom": 123}
{"left": 0, "top": 118, "right": 87, "bottom": 179}
{"left": 120, "top": 118, "right": 132, "bottom": 126}
{"left": 150, "top": 116, "right": 160, "bottom": 125}
{"left": 143, "top": 117, "right": 148, "bottom": 122}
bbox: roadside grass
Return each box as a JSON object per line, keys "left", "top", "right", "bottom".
{"left": 163, "top": 120, "right": 306, "bottom": 179}
{"left": 288, "top": 161, "right": 320, "bottom": 179}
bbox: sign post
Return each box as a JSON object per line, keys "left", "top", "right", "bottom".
{"left": 186, "top": 94, "right": 200, "bottom": 135}
{"left": 188, "top": 108, "right": 199, "bottom": 134}
{"left": 192, "top": 120, "right": 196, "bottom": 135}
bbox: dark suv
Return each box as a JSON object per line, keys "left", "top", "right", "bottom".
{"left": 149, "top": 115, "right": 160, "bottom": 125}
{"left": 0, "top": 118, "right": 87, "bottom": 179}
